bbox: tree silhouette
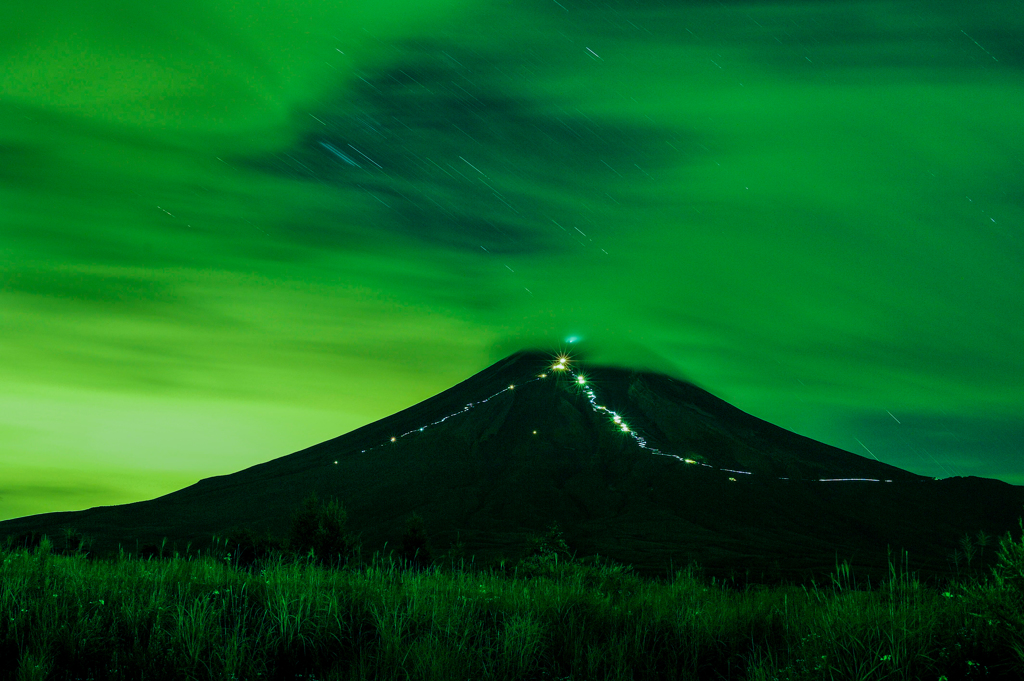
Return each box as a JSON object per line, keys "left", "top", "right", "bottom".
{"left": 288, "top": 492, "right": 357, "bottom": 567}
{"left": 398, "top": 513, "right": 433, "bottom": 569}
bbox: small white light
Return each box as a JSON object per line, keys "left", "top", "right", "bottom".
{"left": 390, "top": 437, "right": 396, "bottom": 442}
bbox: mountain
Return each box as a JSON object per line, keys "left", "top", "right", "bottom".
{"left": 2, "top": 351, "right": 1021, "bottom": 582}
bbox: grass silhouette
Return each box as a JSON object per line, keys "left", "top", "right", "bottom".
{"left": 3, "top": 520, "right": 1024, "bottom": 680}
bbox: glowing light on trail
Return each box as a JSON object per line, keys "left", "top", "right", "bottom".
{"left": 356, "top": 374, "right": 548, "bottom": 454}
{"left": 817, "top": 478, "right": 884, "bottom": 482}
{"left": 562, "top": 364, "right": 671, "bottom": 458}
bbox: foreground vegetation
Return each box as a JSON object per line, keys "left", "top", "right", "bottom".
{"left": 3, "top": 505, "right": 1024, "bottom": 680}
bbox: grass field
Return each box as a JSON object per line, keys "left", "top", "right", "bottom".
{"left": 3, "top": 520, "right": 1023, "bottom": 680}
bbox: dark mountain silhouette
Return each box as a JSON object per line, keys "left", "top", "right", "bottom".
{"left": 2, "top": 351, "right": 1021, "bottom": 582}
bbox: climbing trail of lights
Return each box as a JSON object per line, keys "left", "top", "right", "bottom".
{"left": 555, "top": 359, "right": 896, "bottom": 484}
{"left": 354, "top": 375, "right": 548, "bottom": 455}
{"left": 337, "top": 354, "right": 897, "bottom": 484}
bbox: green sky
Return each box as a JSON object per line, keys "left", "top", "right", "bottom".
{"left": 1, "top": 0, "right": 1021, "bottom": 521}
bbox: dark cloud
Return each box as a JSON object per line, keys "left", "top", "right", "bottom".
{"left": 248, "top": 43, "right": 686, "bottom": 257}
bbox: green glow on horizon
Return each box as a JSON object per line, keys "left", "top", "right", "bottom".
{"left": 1, "top": 0, "right": 1021, "bottom": 520}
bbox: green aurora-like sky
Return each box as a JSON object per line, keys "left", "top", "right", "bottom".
{"left": 1, "top": 0, "right": 1022, "bottom": 521}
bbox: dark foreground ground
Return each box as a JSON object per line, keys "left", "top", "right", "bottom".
{"left": 3, "top": 520, "right": 1024, "bottom": 681}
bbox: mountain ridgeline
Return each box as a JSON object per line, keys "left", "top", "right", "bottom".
{"left": 2, "top": 351, "right": 1021, "bottom": 581}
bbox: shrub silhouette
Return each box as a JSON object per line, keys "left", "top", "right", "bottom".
{"left": 137, "top": 538, "right": 169, "bottom": 561}
{"left": 516, "top": 522, "right": 574, "bottom": 579}
{"left": 397, "top": 513, "right": 433, "bottom": 569}
{"left": 220, "top": 527, "right": 283, "bottom": 570}
{"left": 288, "top": 492, "right": 357, "bottom": 567}
{"left": 525, "top": 522, "right": 572, "bottom": 559}
{"left": 58, "top": 527, "right": 92, "bottom": 557}
{"left": 441, "top": 533, "right": 468, "bottom": 570}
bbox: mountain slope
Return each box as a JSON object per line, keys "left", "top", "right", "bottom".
{"left": 2, "top": 351, "right": 1021, "bottom": 581}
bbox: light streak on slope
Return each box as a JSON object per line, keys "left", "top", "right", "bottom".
{"left": 357, "top": 375, "right": 546, "bottom": 454}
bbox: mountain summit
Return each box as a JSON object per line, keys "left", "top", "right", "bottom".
{"left": 3, "top": 351, "right": 1021, "bottom": 581}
